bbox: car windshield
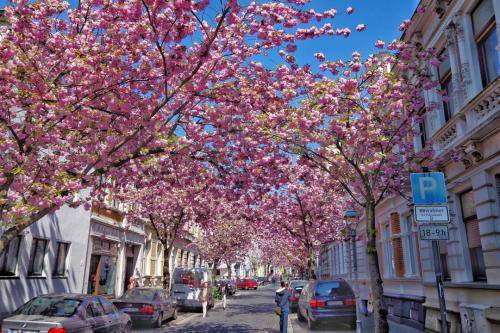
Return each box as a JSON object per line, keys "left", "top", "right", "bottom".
{"left": 314, "top": 282, "right": 353, "bottom": 297}
{"left": 121, "top": 289, "right": 156, "bottom": 300}
{"left": 14, "top": 297, "right": 81, "bottom": 317}
{"left": 173, "top": 269, "right": 204, "bottom": 287}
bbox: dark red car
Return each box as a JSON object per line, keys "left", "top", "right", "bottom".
{"left": 237, "top": 278, "right": 258, "bottom": 290}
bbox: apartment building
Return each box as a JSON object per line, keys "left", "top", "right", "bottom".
{"left": 319, "top": 0, "right": 499, "bottom": 331}
{"left": 0, "top": 203, "right": 92, "bottom": 315}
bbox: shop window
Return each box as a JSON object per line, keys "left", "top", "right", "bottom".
{"left": 87, "top": 240, "right": 118, "bottom": 296}
{"left": 460, "top": 189, "right": 487, "bottom": 281}
{"left": 28, "top": 238, "right": 48, "bottom": 276}
{"left": 53, "top": 242, "right": 70, "bottom": 277}
{"left": 472, "top": 0, "right": 499, "bottom": 87}
{"left": 0, "top": 236, "right": 22, "bottom": 276}
{"left": 381, "top": 223, "right": 395, "bottom": 278}
{"left": 438, "top": 50, "right": 454, "bottom": 121}
{"left": 402, "top": 215, "right": 419, "bottom": 277}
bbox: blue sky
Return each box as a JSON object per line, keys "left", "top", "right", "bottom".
{"left": 289, "top": 0, "right": 420, "bottom": 62}
{"left": 0, "top": 0, "right": 419, "bottom": 64}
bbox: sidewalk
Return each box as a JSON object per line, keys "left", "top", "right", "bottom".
{"left": 290, "top": 312, "right": 423, "bottom": 333}
{"left": 361, "top": 314, "right": 423, "bottom": 333}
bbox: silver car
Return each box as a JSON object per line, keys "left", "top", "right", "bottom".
{"left": 1, "top": 293, "right": 131, "bottom": 333}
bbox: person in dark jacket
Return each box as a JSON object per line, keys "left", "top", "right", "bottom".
{"left": 275, "top": 281, "right": 291, "bottom": 333}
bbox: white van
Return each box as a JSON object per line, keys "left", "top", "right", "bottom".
{"left": 171, "top": 267, "right": 214, "bottom": 310}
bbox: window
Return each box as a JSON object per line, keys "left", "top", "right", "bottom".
{"left": 89, "top": 299, "right": 105, "bottom": 317}
{"left": 438, "top": 50, "right": 454, "bottom": 121}
{"left": 150, "top": 241, "right": 158, "bottom": 276}
{"left": 401, "top": 215, "right": 419, "bottom": 277}
{"left": 28, "top": 238, "right": 48, "bottom": 276}
{"left": 0, "top": 236, "right": 22, "bottom": 276}
{"left": 99, "top": 297, "right": 117, "bottom": 314}
{"left": 14, "top": 296, "right": 81, "bottom": 317}
{"left": 418, "top": 107, "right": 428, "bottom": 149}
{"left": 53, "top": 242, "right": 69, "bottom": 277}
{"left": 460, "top": 189, "right": 486, "bottom": 281}
{"left": 472, "top": 0, "right": 499, "bottom": 86}
{"left": 381, "top": 223, "right": 395, "bottom": 278}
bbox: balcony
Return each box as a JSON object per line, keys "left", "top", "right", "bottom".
{"left": 433, "top": 78, "right": 499, "bottom": 156}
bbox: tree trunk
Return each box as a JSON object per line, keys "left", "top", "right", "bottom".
{"left": 307, "top": 246, "right": 315, "bottom": 279}
{"left": 0, "top": 207, "right": 54, "bottom": 254}
{"left": 225, "top": 259, "right": 232, "bottom": 278}
{"left": 162, "top": 245, "right": 173, "bottom": 292}
{"left": 211, "top": 258, "right": 220, "bottom": 283}
{"left": 365, "top": 201, "right": 389, "bottom": 333}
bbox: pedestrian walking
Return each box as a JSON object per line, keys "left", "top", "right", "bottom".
{"left": 198, "top": 281, "right": 211, "bottom": 318}
{"left": 275, "top": 281, "right": 291, "bottom": 333}
{"left": 219, "top": 282, "right": 229, "bottom": 310}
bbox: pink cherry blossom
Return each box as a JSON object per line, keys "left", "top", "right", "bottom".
{"left": 356, "top": 24, "right": 367, "bottom": 32}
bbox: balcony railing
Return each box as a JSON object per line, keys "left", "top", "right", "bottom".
{"left": 433, "top": 78, "right": 499, "bottom": 155}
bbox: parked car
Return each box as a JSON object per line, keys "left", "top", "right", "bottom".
{"left": 1, "top": 293, "right": 131, "bottom": 333}
{"left": 112, "top": 288, "right": 177, "bottom": 328}
{"left": 256, "top": 277, "right": 269, "bottom": 286}
{"left": 297, "top": 279, "right": 356, "bottom": 330}
{"left": 289, "top": 280, "right": 308, "bottom": 312}
{"left": 226, "top": 279, "right": 237, "bottom": 295}
{"left": 236, "top": 278, "right": 258, "bottom": 290}
{"left": 171, "top": 267, "right": 214, "bottom": 311}
{"left": 216, "top": 279, "right": 237, "bottom": 295}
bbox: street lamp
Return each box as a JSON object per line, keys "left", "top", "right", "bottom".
{"left": 344, "top": 208, "right": 362, "bottom": 333}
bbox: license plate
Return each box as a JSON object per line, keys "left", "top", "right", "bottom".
{"left": 121, "top": 307, "right": 138, "bottom": 313}
{"left": 327, "top": 301, "right": 343, "bottom": 306}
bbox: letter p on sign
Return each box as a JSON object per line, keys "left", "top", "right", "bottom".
{"left": 410, "top": 172, "right": 447, "bottom": 204}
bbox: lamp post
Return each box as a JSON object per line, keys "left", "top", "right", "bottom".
{"left": 344, "top": 208, "right": 362, "bottom": 333}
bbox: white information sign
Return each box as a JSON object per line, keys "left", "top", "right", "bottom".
{"left": 419, "top": 224, "right": 449, "bottom": 240}
{"left": 414, "top": 205, "right": 450, "bottom": 223}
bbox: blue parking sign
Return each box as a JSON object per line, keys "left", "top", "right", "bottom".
{"left": 410, "top": 172, "right": 447, "bottom": 204}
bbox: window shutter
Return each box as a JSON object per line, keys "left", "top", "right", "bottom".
{"left": 495, "top": 175, "right": 500, "bottom": 208}
{"left": 466, "top": 219, "right": 482, "bottom": 248}
{"left": 391, "top": 213, "right": 405, "bottom": 277}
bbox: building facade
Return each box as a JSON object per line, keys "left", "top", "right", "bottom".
{"left": 319, "top": 0, "right": 499, "bottom": 332}
{"left": 83, "top": 203, "right": 145, "bottom": 298}
{"left": 0, "top": 203, "right": 92, "bottom": 315}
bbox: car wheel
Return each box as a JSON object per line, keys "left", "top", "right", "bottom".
{"left": 154, "top": 312, "right": 162, "bottom": 328}
{"left": 172, "top": 308, "right": 178, "bottom": 320}
{"left": 123, "top": 322, "right": 132, "bottom": 333}
{"left": 307, "top": 313, "right": 316, "bottom": 330}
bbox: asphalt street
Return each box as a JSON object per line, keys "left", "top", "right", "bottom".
{"left": 132, "top": 285, "right": 358, "bottom": 333}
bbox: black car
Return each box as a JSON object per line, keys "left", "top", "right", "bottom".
{"left": 1, "top": 294, "right": 131, "bottom": 333}
{"left": 297, "top": 279, "right": 356, "bottom": 330}
{"left": 289, "top": 280, "right": 308, "bottom": 312}
{"left": 113, "top": 288, "right": 177, "bottom": 328}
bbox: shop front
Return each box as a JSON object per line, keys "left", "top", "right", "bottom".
{"left": 87, "top": 238, "right": 119, "bottom": 297}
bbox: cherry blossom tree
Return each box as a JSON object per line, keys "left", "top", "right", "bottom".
{"left": 260, "top": 163, "right": 346, "bottom": 278}
{"left": 0, "top": 0, "right": 349, "bottom": 253}
{"left": 249, "top": 44, "right": 437, "bottom": 332}
{"left": 114, "top": 151, "right": 221, "bottom": 290}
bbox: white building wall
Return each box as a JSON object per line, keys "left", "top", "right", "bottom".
{"left": 0, "top": 204, "right": 92, "bottom": 315}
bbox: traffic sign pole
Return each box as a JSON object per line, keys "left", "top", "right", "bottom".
{"left": 432, "top": 240, "right": 449, "bottom": 333}
{"left": 411, "top": 172, "right": 449, "bottom": 333}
